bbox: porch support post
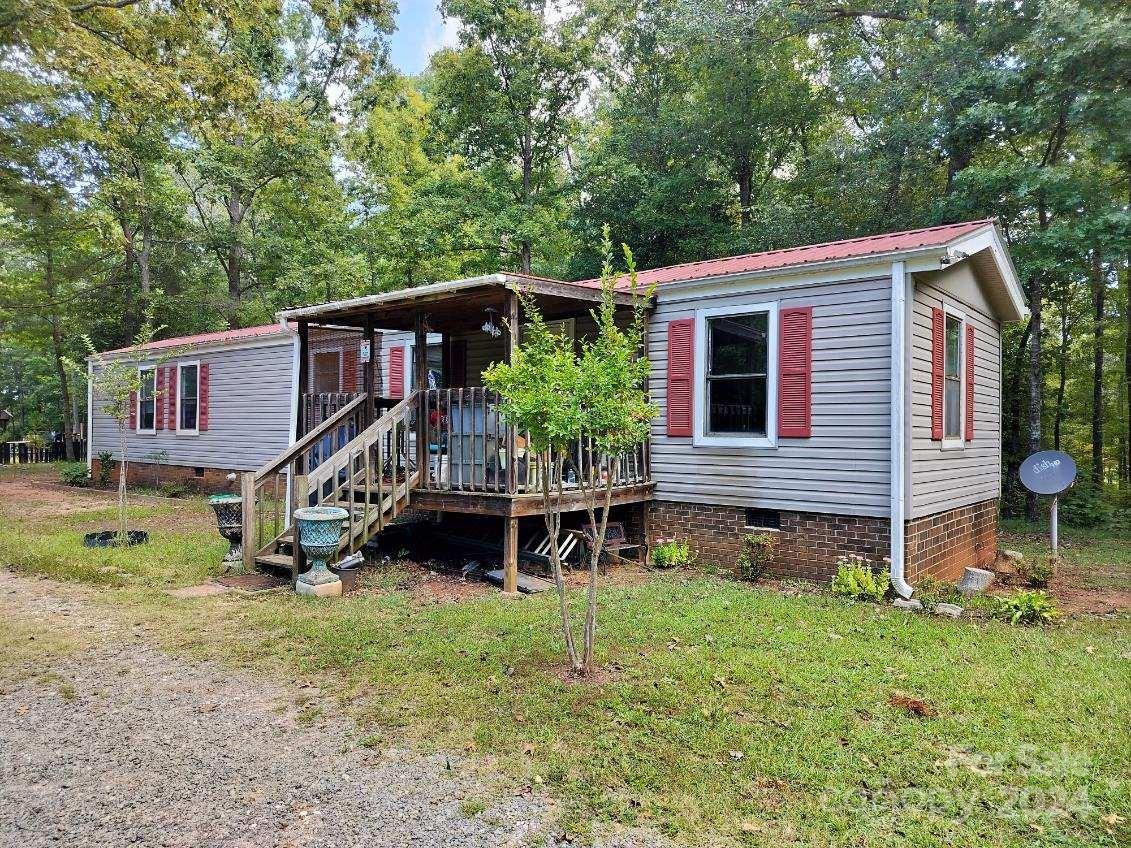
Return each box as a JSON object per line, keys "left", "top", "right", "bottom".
{"left": 362, "top": 317, "right": 375, "bottom": 426}
{"left": 506, "top": 289, "right": 519, "bottom": 493}
{"left": 503, "top": 515, "right": 519, "bottom": 594}
{"left": 296, "top": 321, "right": 309, "bottom": 472}
{"left": 414, "top": 312, "right": 427, "bottom": 482}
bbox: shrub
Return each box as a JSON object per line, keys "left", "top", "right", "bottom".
{"left": 736, "top": 532, "right": 777, "bottom": 580}
{"left": 96, "top": 451, "right": 113, "bottom": 488}
{"left": 159, "top": 481, "right": 188, "bottom": 499}
{"left": 58, "top": 462, "right": 89, "bottom": 487}
{"left": 991, "top": 591, "right": 1061, "bottom": 626}
{"left": 1019, "top": 555, "right": 1058, "bottom": 589}
{"left": 1059, "top": 484, "right": 1112, "bottom": 528}
{"left": 652, "top": 538, "right": 694, "bottom": 569}
{"left": 915, "top": 578, "right": 965, "bottom": 611}
{"left": 25, "top": 433, "right": 46, "bottom": 449}
{"left": 831, "top": 554, "right": 888, "bottom": 602}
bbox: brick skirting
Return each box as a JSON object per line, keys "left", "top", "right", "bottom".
{"left": 904, "top": 499, "right": 998, "bottom": 583}
{"left": 647, "top": 501, "right": 889, "bottom": 583}
{"left": 97, "top": 459, "right": 238, "bottom": 494}
{"left": 648, "top": 498, "right": 998, "bottom": 585}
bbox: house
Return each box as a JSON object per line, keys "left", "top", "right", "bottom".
{"left": 87, "top": 323, "right": 367, "bottom": 489}
{"left": 94, "top": 218, "right": 1026, "bottom": 597}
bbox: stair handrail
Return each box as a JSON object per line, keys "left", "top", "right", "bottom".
{"left": 305, "top": 390, "right": 418, "bottom": 493}
{"left": 254, "top": 393, "right": 367, "bottom": 483}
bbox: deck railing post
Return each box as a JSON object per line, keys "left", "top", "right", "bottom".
{"left": 240, "top": 472, "right": 256, "bottom": 571}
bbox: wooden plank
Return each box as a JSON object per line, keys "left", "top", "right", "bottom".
{"left": 241, "top": 473, "right": 256, "bottom": 571}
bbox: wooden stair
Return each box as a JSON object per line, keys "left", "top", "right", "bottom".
{"left": 252, "top": 393, "right": 419, "bottom": 580}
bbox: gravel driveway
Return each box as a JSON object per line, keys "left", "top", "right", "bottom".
{"left": 0, "top": 572, "right": 551, "bottom": 848}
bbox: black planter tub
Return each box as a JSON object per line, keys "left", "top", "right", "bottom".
{"left": 83, "top": 530, "right": 149, "bottom": 548}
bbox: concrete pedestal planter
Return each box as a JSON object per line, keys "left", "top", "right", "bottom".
{"left": 208, "top": 494, "right": 243, "bottom": 565}
{"left": 293, "top": 506, "right": 348, "bottom": 598}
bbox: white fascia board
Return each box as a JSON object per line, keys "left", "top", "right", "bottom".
{"left": 276, "top": 274, "right": 507, "bottom": 322}
{"left": 947, "top": 225, "right": 1029, "bottom": 321}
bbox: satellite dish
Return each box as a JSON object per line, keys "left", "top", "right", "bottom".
{"left": 1020, "top": 450, "right": 1076, "bottom": 496}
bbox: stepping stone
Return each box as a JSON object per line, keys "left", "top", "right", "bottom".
{"left": 892, "top": 598, "right": 923, "bottom": 611}
{"left": 932, "top": 602, "right": 964, "bottom": 618}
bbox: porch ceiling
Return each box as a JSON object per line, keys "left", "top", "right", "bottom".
{"left": 277, "top": 273, "right": 649, "bottom": 332}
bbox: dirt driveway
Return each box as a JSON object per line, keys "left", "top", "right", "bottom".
{"left": 0, "top": 571, "right": 553, "bottom": 848}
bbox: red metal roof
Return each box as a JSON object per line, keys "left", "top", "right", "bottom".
{"left": 578, "top": 218, "right": 997, "bottom": 289}
{"left": 104, "top": 323, "right": 289, "bottom": 355}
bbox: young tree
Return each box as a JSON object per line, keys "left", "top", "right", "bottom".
{"left": 69, "top": 310, "right": 177, "bottom": 544}
{"left": 485, "top": 227, "right": 654, "bottom": 676}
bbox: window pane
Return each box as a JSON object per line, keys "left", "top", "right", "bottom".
{"left": 945, "top": 315, "right": 961, "bottom": 377}
{"left": 709, "top": 313, "right": 767, "bottom": 376}
{"left": 944, "top": 378, "right": 961, "bottom": 437}
{"left": 139, "top": 370, "right": 155, "bottom": 430}
{"left": 180, "top": 366, "right": 198, "bottom": 429}
{"left": 708, "top": 376, "right": 766, "bottom": 434}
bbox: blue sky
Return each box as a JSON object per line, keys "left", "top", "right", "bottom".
{"left": 388, "top": 1, "right": 459, "bottom": 75}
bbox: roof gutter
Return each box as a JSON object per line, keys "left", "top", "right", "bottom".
{"left": 889, "top": 260, "right": 914, "bottom": 599}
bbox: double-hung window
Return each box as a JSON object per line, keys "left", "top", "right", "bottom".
{"left": 695, "top": 302, "right": 777, "bottom": 447}
{"left": 178, "top": 362, "right": 200, "bottom": 433}
{"left": 943, "top": 312, "right": 963, "bottom": 442}
{"left": 137, "top": 367, "right": 156, "bottom": 433}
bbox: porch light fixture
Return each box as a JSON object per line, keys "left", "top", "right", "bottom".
{"left": 482, "top": 307, "right": 502, "bottom": 338}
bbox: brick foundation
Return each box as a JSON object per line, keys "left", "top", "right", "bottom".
{"left": 97, "top": 459, "right": 239, "bottom": 494}
{"left": 648, "top": 497, "right": 998, "bottom": 585}
{"left": 904, "top": 498, "right": 998, "bottom": 583}
{"left": 647, "top": 501, "right": 889, "bottom": 583}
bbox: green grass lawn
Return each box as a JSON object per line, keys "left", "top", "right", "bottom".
{"left": 1, "top": 489, "right": 1128, "bottom": 847}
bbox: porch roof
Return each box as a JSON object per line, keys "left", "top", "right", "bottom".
{"left": 276, "top": 273, "right": 648, "bottom": 332}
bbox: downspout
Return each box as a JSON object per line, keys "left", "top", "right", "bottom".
{"left": 889, "top": 261, "right": 914, "bottom": 598}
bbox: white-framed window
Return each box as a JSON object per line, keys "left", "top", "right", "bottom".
{"left": 177, "top": 361, "right": 200, "bottom": 434}
{"left": 942, "top": 307, "right": 965, "bottom": 448}
{"left": 693, "top": 301, "right": 778, "bottom": 448}
{"left": 137, "top": 366, "right": 156, "bottom": 433}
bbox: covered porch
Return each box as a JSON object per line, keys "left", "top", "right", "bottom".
{"left": 245, "top": 274, "right": 654, "bottom": 592}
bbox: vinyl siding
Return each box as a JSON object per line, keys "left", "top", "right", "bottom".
{"left": 650, "top": 277, "right": 893, "bottom": 517}
{"left": 90, "top": 339, "right": 295, "bottom": 472}
{"left": 909, "top": 266, "right": 1002, "bottom": 517}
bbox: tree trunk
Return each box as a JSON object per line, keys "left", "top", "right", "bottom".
{"left": 520, "top": 130, "right": 533, "bottom": 274}
{"left": 736, "top": 150, "right": 753, "bottom": 228}
{"left": 1091, "top": 249, "right": 1105, "bottom": 488}
{"left": 138, "top": 211, "right": 153, "bottom": 296}
{"left": 1004, "top": 319, "right": 1032, "bottom": 513}
{"left": 540, "top": 451, "right": 578, "bottom": 669}
{"left": 581, "top": 471, "right": 616, "bottom": 675}
{"left": 1124, "top": 167, "right": 1131, "bottom": 489}
{"left": 1053, "top": 294, "right": 1068, "bottom": 451}
{"left": 44, "top": 247, "right": 76, "bottom": 461}
{"left": 226, "top": 187, "right": 245, "bottom": 326}
{"left": 1026, "top": 270, "right": 1043, "bottom": 521}
{"left": 117, "top": 422, "right": 128, "bottom": 544}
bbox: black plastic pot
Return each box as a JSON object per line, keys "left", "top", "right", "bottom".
{"left": 83, "top": 530, "right": 149, "bottom": 548}
{"left": 329, "top": 562, "right": 361, "bottom": 594}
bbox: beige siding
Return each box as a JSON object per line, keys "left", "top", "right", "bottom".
{"left": 649, "top": 277, "right": 892, "bottom": 517}
{"left": 909, "top": 265, "right": 1002, "bottom": 518}
{"left": 90, "top": 339, "right": 295, "bottom": 472}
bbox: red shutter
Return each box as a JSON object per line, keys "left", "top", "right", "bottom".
{"left": 389, "top": 346, "right": 405, "bottom": 399}
{"left": 168, "top": 366, "right": 178, "bottom": 431}
{"left": 128, "top": 391, "right": 137, "bottom": 430}
{"left": 199, "top": 363, "right": 210, "bottom": 431}
{"left": 155, "top": 368, "right": 165, "bottom": 430}
{"left": 666, "top": 318, "right": 694, "bottom": 437}
{"left": 930, "top": 307, "right": 944, "bottom": 441}
{"left": 777, "top": 307, "right": 813, "bottom": 438}
{"left": 964, "top": 324, "right": 974, "bottom": 441}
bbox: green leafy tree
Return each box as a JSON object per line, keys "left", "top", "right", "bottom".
{"left": 485, "top": 227, "right": 654, "bottom": 675}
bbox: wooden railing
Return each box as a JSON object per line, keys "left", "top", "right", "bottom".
{"left": 417, "top": 387, "right": 649, "bottom": 495}
{"left": 242, "top": 394, "right": 368, "bottom": 569}
{"left": 303, "top": 393, "right": 418, "bottom": 553}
